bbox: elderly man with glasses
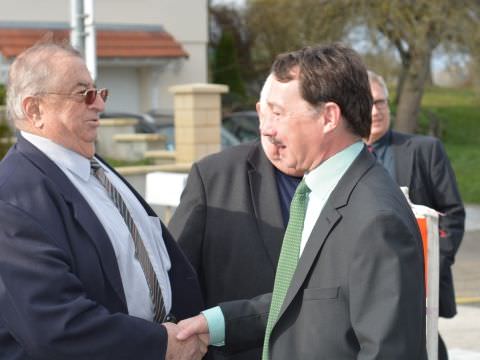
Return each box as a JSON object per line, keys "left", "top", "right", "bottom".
{"left": 0, "top": 40, "right": 206, "bottom": 360}
{"left": 366, "top": 70, "right": 465, "bottom": 360}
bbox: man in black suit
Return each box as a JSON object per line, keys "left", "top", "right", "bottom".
{"left": 175, "top": 44, "right": 427, "bottom": 359}
{"left": 169, "top": 73, "right": 303, "bottom": 360}
{"left": 0, "top": 40, "right": 206, "bottom": 360}
{"left": 366, "top": 70, "right": 465, "bottom": 360}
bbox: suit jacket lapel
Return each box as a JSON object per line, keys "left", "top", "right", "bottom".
{"left": 391, "top": 131, "right": 413, "bottom": 186}
{"left": 276, "top": 148, "right": 375, "bottom": 322}
{"left": 247, "top": 142, "right": 285, "bottom": 268}
{"left": 17, "top": 136, "right": 127, "bottom": 306}
{"left": 98, "top": 154, "right": 157, "bottom": 217}
{"left": 69, "top": 199, "right": 127, "bottom": 303}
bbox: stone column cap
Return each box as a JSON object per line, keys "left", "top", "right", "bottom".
{"left": 169, "top": 83, "right": 229, "bottom": 94}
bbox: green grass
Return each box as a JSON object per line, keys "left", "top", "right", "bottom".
{"left": 419, "top": 87, "right": 480, "bottom": 203}
{"left": 444, "top": 144, "right": 480, "bottom": 203}
{"left": 105, "top": 157, "right": 153, "bottom": 167}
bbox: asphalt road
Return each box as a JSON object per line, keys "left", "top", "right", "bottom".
{"left": 439, "top": 205, "right": 480, "bottom": 359}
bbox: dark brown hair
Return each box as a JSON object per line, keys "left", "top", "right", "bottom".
{"left": 272, "top": 43, "right": 372, "bottom": 138}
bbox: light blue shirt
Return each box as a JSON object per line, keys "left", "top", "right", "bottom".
{"left": 203, "top": 141, "right": 364, "bottom": 345}
{"left": 21, "top": 131, "right": 172, "bottom": 321}
{"left": 301, "top": 141, "right": 363, "bottom": 253}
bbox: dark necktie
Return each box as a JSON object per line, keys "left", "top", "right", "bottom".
{"left": 262, "top": 179, "right": 311, "bottom": 360}
{"left": 90, "top": 158, "right": 167, "bottom": 323}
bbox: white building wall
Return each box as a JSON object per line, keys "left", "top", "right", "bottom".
{"left": 0, "top": 0, "right": 69, "bottom": 21}
{"left": 97, "top": 67, "right": 140, "bottom": 113}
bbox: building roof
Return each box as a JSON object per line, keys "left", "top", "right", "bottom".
{"left": 0, "top": 22, "right": 188, "bottom": 59}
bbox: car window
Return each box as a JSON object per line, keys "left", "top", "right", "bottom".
{"left": 222, "top": 113, "right": 259, "bottom": 143}
{"left": 221, "top": 128, "right": 241, "bottom": 147}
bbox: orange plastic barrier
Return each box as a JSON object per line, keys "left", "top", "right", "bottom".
{"left": 402, "top": 187, "right": 439, "bottom": 360}
{"left": 417, "top": 217, "right": 428, "bottom": 289}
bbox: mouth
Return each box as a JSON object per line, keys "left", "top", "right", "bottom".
{"left": 87, "top": 118, "right": 100, "bottom": 128}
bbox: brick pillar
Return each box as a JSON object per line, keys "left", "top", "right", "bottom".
{"left": 169, "top": 83, "right": 229, "bottom": 163}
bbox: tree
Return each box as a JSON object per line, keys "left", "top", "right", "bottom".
{"left": 0, "top": 84, "right": 12, "bottom": 159}
{"left": 212, "top": 30, "right": 247, "bottom": 110}
{"left": 353, "top": 0, "right": 480, "bottom": 133}
{"left": 210, "top": 5, "right": 255, "bottom": 80}
{"left": 246, "top": 0, "right": 348, "bottom": 77}
{"left": 211, "top": 0, "right": 480, "bottom": 131}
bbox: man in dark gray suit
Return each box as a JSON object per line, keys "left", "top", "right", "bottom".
{"left": 366, "top": 70, "right": 465, "bottom": 360}
{"left": 169, "top": 74, "right": 303, "bottom": 360}
{"left": 175, "top": 44, "right": 427, "bottom": 359}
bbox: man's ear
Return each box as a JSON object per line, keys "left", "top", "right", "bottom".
{"left": 22, "top": 96, "right": 43, "bottom": 128}
{"left": 322, "top": 102, "right": 341, "bottom": 133}
{"left": 255, "top": 101, "right": 261, "bottom": 114}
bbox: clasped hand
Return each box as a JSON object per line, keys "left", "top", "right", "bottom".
{"left": 163, "top": 315, "right": 209, "bottom": 360}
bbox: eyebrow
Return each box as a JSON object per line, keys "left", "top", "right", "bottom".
{"left": 70, "top": 81, "right": 95, "bottom": 92}
{"left": 267, "top": 100, "right": 283, "bottom": 110}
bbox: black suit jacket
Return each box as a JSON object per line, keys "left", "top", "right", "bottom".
{"left": 218, "top": 147, "right": 427, "bottom": 359}
{"left": 169, "top": 142, "right": 284, "bottom": 360}
{"left": 0, "top": 135, "right": 203, "bottom": 360}
{"left": 390, "top": 131, "right": 465, "bottom": 318}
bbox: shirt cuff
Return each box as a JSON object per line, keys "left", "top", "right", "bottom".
{"left": 201, "top": 306, "right": 225, "bottom": 346}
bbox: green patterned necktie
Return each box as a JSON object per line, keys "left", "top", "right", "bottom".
{"left": 262, "top": 179, "right": 311, "bottom": 360}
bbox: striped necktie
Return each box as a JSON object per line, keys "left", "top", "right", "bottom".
{"left": 90, "top": 158, "right": 167, "bottom": 323}
{"left": 262, "top": 179, "right": 311, "bottom": 359}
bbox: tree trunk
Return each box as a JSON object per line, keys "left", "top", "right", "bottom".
{"left": 394, "top": 49, "right": 431, "bottom": 133}
{"left": 394, "top": 55, "right": 410, "bottom": 106}
{"left": 424, "top": 56, "right": 434, "bottom": 86}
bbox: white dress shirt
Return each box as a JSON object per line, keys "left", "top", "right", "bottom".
{"left": 21, "top": 131, "right": 172, "bottom": 321}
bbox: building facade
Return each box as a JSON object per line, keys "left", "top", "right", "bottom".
{"left": 0, "top": 0, "right": 208, "bottom": 114}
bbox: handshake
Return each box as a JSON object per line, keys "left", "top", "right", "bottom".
{"left": 163, "top": 314, "right": 210, "bottom": 360}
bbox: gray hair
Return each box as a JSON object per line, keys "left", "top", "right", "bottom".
{"left": 6, "top": 40, "right": 81, "bottom": 125}
{"left": 367, "top": 70, "right": 389, "bottom": 98}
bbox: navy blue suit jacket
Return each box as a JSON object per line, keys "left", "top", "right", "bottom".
{"left": 0, "top": 135, "right": 203, "bottom": 359}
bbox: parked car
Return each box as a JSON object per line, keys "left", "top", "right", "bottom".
{"left": 222, "top": 111, "right": 259, "bottom": 143}
{"left": 100, "top": 112, "right": 240, "bottom": 150}
{"left": 100, "top": 112, "right": 158, "bottom": 134}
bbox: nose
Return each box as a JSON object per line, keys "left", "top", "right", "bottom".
{"left": 90, "top": 92, "right": 106, "bottom": 112}
{"left": 259, "top": 112, "right": 276, "bottom": 138}
{"left": 371, "top": 103, "right": 379, "bottom": 118}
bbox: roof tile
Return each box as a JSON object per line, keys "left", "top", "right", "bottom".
{"left": 0, "top": 27, "right": 188, "bottom": 59}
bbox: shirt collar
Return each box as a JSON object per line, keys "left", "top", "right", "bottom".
{"left": 304, "top": 141, "right": 363, "bottom": 195}
{"left": 372, "top": 129, "right": 392, "bottom": 150}
{"left": 21, "top": 131, "right": 92, "bottom": 182}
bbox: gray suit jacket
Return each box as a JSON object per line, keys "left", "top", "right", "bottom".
{"left": 390, "top": 131, "right": 465, "bottom": 318}
{"left": 218, "top": 148, "right": 427, "bottom": 359}
{"left": 169, "top": 142, "right": 284, "bottom": 360}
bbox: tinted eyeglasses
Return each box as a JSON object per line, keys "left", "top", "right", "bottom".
{"left": 42, "top": 88, "right": 109, "bottom": 105}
